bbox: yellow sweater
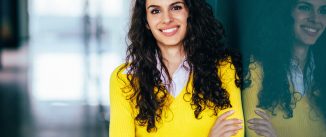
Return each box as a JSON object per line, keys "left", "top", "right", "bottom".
{"left": 242, "top": 62, "right": 326, "bottom": 137}
{"left": 109, "top": 62, "right": 244, "bottom": 137}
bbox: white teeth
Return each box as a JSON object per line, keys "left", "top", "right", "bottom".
{"left": 303, "top": 26, "right": 317, "bottom": 33}
{"left": 162, "top": 27, "right": 177, "bottom": 33}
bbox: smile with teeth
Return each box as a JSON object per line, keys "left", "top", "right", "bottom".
{"left": 162, "top": 27, "right": 177, "bottom": 33}
{"left": 160, "top": 26, "right": 179, "bottom": 36}
{"left": 302, "top": 25, "right": 319, "bottom": 33}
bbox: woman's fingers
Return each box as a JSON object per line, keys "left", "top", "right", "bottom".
{"left": 247, "top": 110, "right": 276, "bottom": 137}
{"left": 213, "top": 118, "right": 242, "bottom": 134}
{"left": 216, "top": 110, "right": 235, "bottom": 124}
{"left": 249, "top": 124, "right": 275, "bottom": 137}
{"left": 247, "top": 118, "right": 272, "bottom": 128}
{"left": 220, "top": 125, "right": 242, "bottom": 137}
{"left": 221, "top": 123, "right": 243, "bottom": 132}
{"left": 252, "top": 127, "right": 273, "bottom": 137}
{"left": 248, "top": 124, "right": 270, "bottom": 133}
{"left": 255, "top": 109, "right": 270, "bottom": 120}
{"left": 211, "top": 119, "right": 243, "bottom": 137}
{"left": 219, "top": 118, "right": 243, "bottom": 128}
{"left": 209, "top": 110, "right": 243, "bottom": 137}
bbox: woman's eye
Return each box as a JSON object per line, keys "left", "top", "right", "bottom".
{"left": 320, "top": 7, "right": 326, "bottom": 15}
{"left": 151, "top": 9, "right": 160, "bottom": 14}
{"left": 171, "top": 5, "right": 182, "bottom": 11}
{"left": 298, "top": 5, "right": 311, "bottom": 12}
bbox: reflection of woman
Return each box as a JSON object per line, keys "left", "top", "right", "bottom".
{"left": 109, "top": 0, "right": 244, "bottom": 136}
{"left": 242, "top": 0, "right": 326, "bottom": 137}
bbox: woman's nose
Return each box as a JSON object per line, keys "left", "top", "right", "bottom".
{"left": 162, "top": 12, "right": 173, "bottom": 24}
{"left": 307, "top": 10, "right": 321, "bottom": 23}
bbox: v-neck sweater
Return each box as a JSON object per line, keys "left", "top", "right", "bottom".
{"left": 109, "top": 61, "right": 244, "bottom": 137}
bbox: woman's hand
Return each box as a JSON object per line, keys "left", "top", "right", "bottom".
{"left": 247, "top": 110, "right": 277, "bottom": 137}
{"left": 209, "top": 110, "right": 243, "bottom": 137}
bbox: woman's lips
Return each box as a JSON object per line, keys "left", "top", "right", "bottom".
{"left": 160, "top": 26, "right": 179, "bottom": 37}
{"left": 301, "top": 25, "right": 320, "bottom": 37}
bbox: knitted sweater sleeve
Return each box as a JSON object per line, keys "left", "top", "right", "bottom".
{"left": 109, "top": 66, "right": 135, "bottom": 137}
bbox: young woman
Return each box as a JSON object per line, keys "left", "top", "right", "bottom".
{"left": 242, "top": 0, "right": 326, "bottom": 136}
{"left": 109, "top": 0, "right": 244, "bottom": 136}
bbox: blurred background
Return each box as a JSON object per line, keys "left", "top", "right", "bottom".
{"left": 0, "top": 0, "right": 131, "bottom": 136}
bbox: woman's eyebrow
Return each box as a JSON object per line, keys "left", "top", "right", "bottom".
{"left": 170, "top": 1, "right": 185, "bottom": 6}
{"left": 147, "top": 1, "right": 185, "bottom": 9}
{"left": 147, "top": 5, "right": 159, "bottom": 9}
{"left": 297, "top": 1, "right": 313, "bottom": 7}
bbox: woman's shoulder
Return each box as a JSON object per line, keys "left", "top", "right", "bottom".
{"left": 243, "top": 59, "right": 264, "bottom": 94}
{"left": 247, "top": 59, "right": 264, "bottom": 82}
{"left": 218, "top": 57, "right": 235, "bottom": 71}
{"left": 113, "top": 63, "right": 130, "bottom": 73}
{"left": 110, "top": 63, "right": 130, "bottom": 83}
{"left": 216, "top": 58, "right": 238, "bottom": 87}
{"left": 217, "top": 57, "right": 239, "bottom": 78}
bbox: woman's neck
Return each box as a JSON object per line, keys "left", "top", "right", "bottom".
{"left": 159, "top": 45, "right": 185, "bottom": 76}
{"left": 292, "top": 42, "right": 310, "bottom": 71}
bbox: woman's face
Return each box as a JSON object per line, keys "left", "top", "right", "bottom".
{"left": 145, "top": 0, "right": 189, "bottom": 48}
{"left": 292, "top": 0, "right": 326, "bottom": 46}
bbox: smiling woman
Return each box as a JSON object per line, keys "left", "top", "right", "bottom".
{"left": 293, "top": 0, "right": 326, "bottom": 46}
{"left": 109, "top": 0, "right": 244, "bottom": 137}
{"left": 241, "top": 0, "right": 326, "bottom": 137}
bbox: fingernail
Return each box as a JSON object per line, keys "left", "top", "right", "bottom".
{"left": 229, "top": 110, "right": 235, "bottom": 114}
{"left": 255, "top": 110, "right": 261, "bottom": 113}
{"left": 247, "top": 120, "right": 253, "bottom": 123}
{"left": 236, "top": 120, "right": 243, "bottom": 124}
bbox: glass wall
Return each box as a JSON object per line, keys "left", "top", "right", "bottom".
{"left": 210, "top": 0, "right": 326, "bottom": 137}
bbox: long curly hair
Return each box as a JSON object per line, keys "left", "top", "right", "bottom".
{"left": 311, "top": 29, "right": 326, "bottom": 124}
{"left": 118, "top": 0, "right": 241, "bottom": 132}
{"left": 243, "top": 0, "right": 326, "bottom": 122}
{"left": 255, "top": 0, "right": 294, "bottom": 118}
